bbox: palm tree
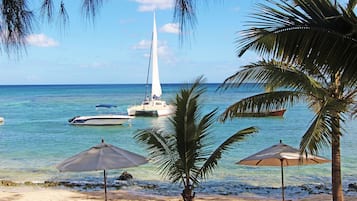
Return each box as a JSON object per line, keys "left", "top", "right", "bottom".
{"left": 134, "top": 77, "right": 258, "bottom": 201}
{"left": 218, "top": 1, "right": 357, "bottom": 201}
{"left": 226, "top": 0, "right": 357, "bottom": 201}
{"left": 220, "top": 59, "right": 357, "bottom": 201}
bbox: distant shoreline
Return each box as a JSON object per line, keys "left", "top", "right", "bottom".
{"left": 0, "top": 83, "right": 225, "bottom": 86}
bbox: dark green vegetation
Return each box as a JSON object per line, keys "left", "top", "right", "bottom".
{"left": 216, "top": 1, "right": 357, "bottom": 201}
{"left": 135, "top": 77, "right": 258, "bottom": 201}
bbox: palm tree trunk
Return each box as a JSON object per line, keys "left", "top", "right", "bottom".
{"left": 181, "top": 177, "right": 195, "bottom": 201}
{"left": 331, "top": 72, "right": 344, "bottom": 201}
{"left": 181, "top": 185, "right": 195, "bottom": 201}
{"left": 332, "top": 116, "right": 344, "bottom": 201}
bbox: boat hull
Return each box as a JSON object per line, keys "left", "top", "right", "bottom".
{"left": 68, "top": 115, "right": 134, "bottom": 126}
{"left": 127, "top": 100, "right": 175, "bottom": 117}
{"left": 237, "top": 109, "right": 286, "bottom": 117}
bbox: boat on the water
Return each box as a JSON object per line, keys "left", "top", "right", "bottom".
{"left": 127, "top": 12, "right": 175, "bottom": 117}
{"left": 68, "top": 115, "right": 134, "bottom": 126}
{"left": 236, "top": 109, "right": 286, "bottom": 117}
{"left": 69, "top": 104, "right": 134, "bottom": 126}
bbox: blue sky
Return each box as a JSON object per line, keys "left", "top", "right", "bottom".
{"left": 0, "top": 0, "right": 263, "bottom": 85}
{"left": 0, "top": 0, "right": 350, "bottom": 85}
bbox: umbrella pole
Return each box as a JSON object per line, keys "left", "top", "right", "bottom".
{"left": 104, "top": 170, "right": 107, "bottom": 201}
{"left": 280, "top": 159, "right": 285, "bottom": 201}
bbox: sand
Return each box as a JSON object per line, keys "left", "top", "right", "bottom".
{"left": 1, "top": 186, "right": 357, "bottom": 201}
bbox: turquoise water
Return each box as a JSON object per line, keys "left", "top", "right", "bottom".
{"left": 0, "top": 84, "right": 355, "bottom": 198}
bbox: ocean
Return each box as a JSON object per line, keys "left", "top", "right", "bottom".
{"left": 0, "top": 83, "right": 355, "bottom": 199}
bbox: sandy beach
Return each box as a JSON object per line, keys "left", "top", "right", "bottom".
{"left": 1, "top": 186, "right": 357, "bottom": 201}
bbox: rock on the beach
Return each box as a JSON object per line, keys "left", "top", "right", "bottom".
{"left": 348, "top": 183, "right": 357, "bottom": 192}
{"left": 0, "top": 180, "right": 18, "bottom": 186}
{"left": 118, "top": 171, "right": 133, "bottom": 180}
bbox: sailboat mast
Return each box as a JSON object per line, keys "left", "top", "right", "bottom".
{"left": 144, "top": 33, "right": 153, "bottom": 101}
{"left": 151, "top": 12, "right": 162, "bottom": 100}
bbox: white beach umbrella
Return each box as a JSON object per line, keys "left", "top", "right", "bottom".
{"left": 237, "top": 140, "right": 330, "bottom": 201}
{"left": 56, "top": 139, "right": 147, "bottom": 201}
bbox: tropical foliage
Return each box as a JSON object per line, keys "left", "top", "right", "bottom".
{"left": 219, "top": 1, "right": 357, "bottom": 201}
{"left": 135, "top": 77, "right": 258, "bottom": 201}
{"left": 0, "top": 0, "right": 103, "bottom": 55}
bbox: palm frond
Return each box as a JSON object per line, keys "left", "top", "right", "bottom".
{"left": 198, "top": 126, "right": 258, "bottom": 179}
{"left": 220, "top": 60, "right": 327, "bottom": 91}
{"left": 237, "top": 0, "right": 357, "bottom": 83}
{"left": 352, "top": 103, "right": 357, "bottom": 119}
{"left": 173, "top": 77, "right": 207, "bottom": 182}
{"left": 173, "top": 0, "right": 197, "bottom": 43}
{"left": 134, "top": 128, "right": 182, "bottom": 181}
{"left": 40, "top": 0, "right": 54, "bottom": 22}
{"left": 1, "top": 0, "right": 34, "bottom": 55}
{"left": 57, "top": 1, "right": 69, "bottom": 30}
{"left": 346, "top": 0, "right": 357, "bottom": 13}
{"left": 300, "top": 109, "right": 332, "bottom": 155}
{"left": 81, "top": 0, "right": 103, "bottom": 23}
{"left": 220, "top": 90, "right": 301, "bottom": 121}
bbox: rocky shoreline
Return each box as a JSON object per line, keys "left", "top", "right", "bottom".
{"left": 1, "top": 179, "right": 357, "bottom": 197}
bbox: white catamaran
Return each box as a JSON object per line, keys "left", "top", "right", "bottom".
{"left": 127, "top": 13, "right": 175, "bottom": 117}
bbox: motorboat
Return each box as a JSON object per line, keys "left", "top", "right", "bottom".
{"left": 236, "top": 109, "right": 286, "bottom": 117}
{"left": 68, "top": 115, "right": 134, "bottom": 126}
{"left": 127, "top": 12, "right": 175, "bottom": 117}
{"left": 69, "top": 104, "right": 134, "bottom": 126}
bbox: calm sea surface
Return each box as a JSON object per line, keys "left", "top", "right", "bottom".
{"left": 0, "top": 84, "right": 355, "bottom": 198}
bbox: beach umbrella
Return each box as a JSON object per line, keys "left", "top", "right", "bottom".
{"left": 237, "top": 140, "right": 330, "bottom": 201}
{"left": 56, "top": 139, "right": 147, "bottom": 201}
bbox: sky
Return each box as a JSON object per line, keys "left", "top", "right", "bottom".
{"left": 0, "top": 0, "right": 351, "bottom": 85}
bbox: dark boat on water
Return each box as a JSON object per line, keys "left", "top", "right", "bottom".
{"left": 237, "top": 109, "right": 286, "bottom": 117}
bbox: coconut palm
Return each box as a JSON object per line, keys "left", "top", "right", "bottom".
{"left": 220, "top": 59, "right": 357, "bottom": 201}
{"left": 219, "top": 1, "right": 357, "bottom": 201}
{"left": 134, "top": 77, "right": 258, "bottom": 201}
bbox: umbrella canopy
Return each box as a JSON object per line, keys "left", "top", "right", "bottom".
{"left": 56, "top": 139, "right": 147, "bottom": 201}
{"left": 57, "top": 140, "right": 147, "bottom": 172}
{"left": 238, "top": 141, "right": 329, "bottom": 167}
{"left": 237, "top": 140, "right": 330, "bottom": 201}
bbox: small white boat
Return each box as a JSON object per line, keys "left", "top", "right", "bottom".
{"left": 69, "top": 104, "right": 134, "bottom": 126}
{"left": 68, "top": 115, "right": 134, "bottom": 126}
{"left": 127, "top": 12, "right": 175, "bottom": 117}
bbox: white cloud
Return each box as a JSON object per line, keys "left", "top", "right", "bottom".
{"left": 160, "top": 23, "right": 180, "bottom": 34}
{"left": 26, "top": 34, "right": 59, "bottom": 47}
{"left": 132, "top": 39, "right": 168, "bottom": 55}
{"left": 132, "top": 39, "right": 176, "bottom": 63}
{"left": 132, "top": 40, "right": 151, "bottom": 50}
{"left": 133, "top": 0, "right": 174, "bottom": 12}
